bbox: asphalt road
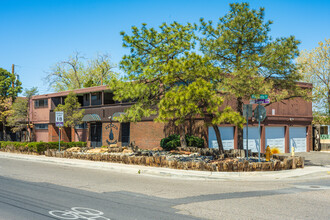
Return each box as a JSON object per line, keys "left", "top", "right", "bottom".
{"left": 0, "top": 155, "right": 330, "bottom": 220}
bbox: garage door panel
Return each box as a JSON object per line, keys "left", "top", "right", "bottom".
{"left": 289, "top": 127, "right": 307, "bottom": 152}
{"left": 208, "top": 127, "right": 234, "bottom": 150}
{"left": 243, "top": 127, "right": 259, "bottom": 152}
{"left": 266, "top": 127, "right": 285, "bottom": 153}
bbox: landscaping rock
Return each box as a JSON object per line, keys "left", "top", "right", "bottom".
{"left": 66, "top": 147, "right": 81, "bottom": 153}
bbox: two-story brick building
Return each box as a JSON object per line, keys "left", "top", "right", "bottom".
{"left": 30, "top": 83, "right": 313, "bottom": 153}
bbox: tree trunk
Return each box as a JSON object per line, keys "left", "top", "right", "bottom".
{"left": 179, "top": 124, "right": 187, "bottom": 148}
{"left": 3, "top": 122, "right": 6, "bottom": 141}
{"left": 27, "top": 99, "right": 31, "bottom": 142}
{"left": 236, "top": 97, "right": 244, "bottom": 149}
{"left": 188, "top": 116, "right": 193, "bottom": 136}
{"left": 328, "top": 90, "right": 330, "bottom": 116}
{"left": 212, "top": 124, "right": 224, "bottom": 153}
{"left": 74, "top": 128, "right": 81, "bottom": 142}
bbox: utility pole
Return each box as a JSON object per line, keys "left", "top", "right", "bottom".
{"left": 12, "top": 64, "right": 15, "bottom": 88}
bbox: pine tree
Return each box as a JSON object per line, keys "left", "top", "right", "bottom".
{"left": 200, "top": 3, "right": 306, "bottom": 149}
{"left": 55, "top": 92, "right": 85, "bottom": 141}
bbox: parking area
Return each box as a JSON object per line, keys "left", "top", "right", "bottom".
{"left": 283, "top": 151, "right": 330, "bottom": 166}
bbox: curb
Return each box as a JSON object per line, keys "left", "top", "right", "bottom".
{"left": 0, "top": 152, "right": 329, "bottom": 181}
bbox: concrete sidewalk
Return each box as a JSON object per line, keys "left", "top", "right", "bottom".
{"left": 0, "top": 151, "right": 329, "bottom": 181}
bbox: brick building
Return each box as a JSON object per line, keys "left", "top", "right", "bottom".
{"left": 30, "top": 83, "right": 313, "bottom": 153}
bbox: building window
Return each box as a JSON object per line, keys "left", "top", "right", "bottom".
{"left": 52, "top": 97, "right": 61, "bottom": 107}
{"left": 75, "top": 122, "right": 87, "bottom": 129}
{"left": 121, "top": 123, "right": 130, "bottom": 145}
{"left": 35, "top": 124, "right": 48, "bottom": 130}
{"left": 83, "top": 94, "right": 90, "bottom": 106}
{"left": 104, "top": 92, "right": 115, "bottom": 105}
{"left": 34, "top": 99, "right": 48, "bottom": 108}
{"left": 91, "top": 92, "right": 102, "bottom": 106}
{"left": 320, "top": 126, "right": 329, "bottom": 135}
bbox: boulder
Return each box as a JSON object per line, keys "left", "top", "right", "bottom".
{"left": 122, "top": 149, "right": 134, "bottom": 154}
{"left": 66, "top": 147, "right": 81, "bottom": 153}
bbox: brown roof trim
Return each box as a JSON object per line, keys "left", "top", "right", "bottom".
{"left": 296, "top": 82, "right": 313, "bottom": 88}
{"left": 32, "top": 85, "right": 110, "bottom": 100}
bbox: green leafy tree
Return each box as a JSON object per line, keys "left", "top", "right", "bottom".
{"left": 7, "top": 98, "right": 28, "bottom": 133}
{"left": 158, "top": 78, "right": 245, "bottom": 152}
{"left": 25, "top": 87, "right": 38, "bottom": 141}
{"left": 0, "top": 67, "right": 22, "bottom": 141}
{"left": 84, "top": 53, "right": 118, "bottom": 87}
{"left": 200, "top": 3, "right": 306, "bottom": 149}
{"left": 6, "top": 87, "right": 38, "bottom": 142}
{"left": 54, "top": 92, "right": 85, "bottom": 141}
{"left": 112, "top": 22, "right": 244, "bottom": 150}
{"left": 111, "top": 22, "right": 197, "bottom": 147}
{"left": 296, "top": 39, "right": 330, "bottom": 124}
{"left": 47, "top": 52, "right": 117, "bottom": 92}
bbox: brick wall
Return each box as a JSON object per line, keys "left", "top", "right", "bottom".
{"left": 75, "top": 129, "right": 88, "bottom": 142}
{"left": 48, "top": 124, "right": 58, "bottom": 142}
{"left": 35, "top": 130, "right": 48, "bottom": 142}
{"left": 48, "top": 124, "right": 71, "bottom": 142}
{"left": 130, "top": 121, "right": 165, "bottom": 149}
{"left": 102, "top": 122, "right": 120, "bottom": 147}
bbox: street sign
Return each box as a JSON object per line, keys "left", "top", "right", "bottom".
{"left": 243, "top": 104, "right": 253, "bottom": 117}
{"left": 254, "top": 105, "right": 266, "bottom": 122}
{"left": 55, "top": 111, "right": 64, "bottom": 127}
{"left": 251, "top": 94, "right": 268, "bottom": 99}
{"left": 250, "top": 99, "right": 270, "bottom": 104}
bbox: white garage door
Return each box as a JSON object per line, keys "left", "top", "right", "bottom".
{"left": 208, "top": 126, "right": 234, "bottom": 150}
{"left": 265, "top": 127, "right": 285, "bottom": 153}
{"left": 243, "top": 127, "right": 259, "bottom": 152}
{"left": 290, "top": 127, "right": 307, "bottom": 152}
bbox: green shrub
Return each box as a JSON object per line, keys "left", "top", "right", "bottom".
{"left": 186, "top": 135, "right": 204, "bottom": 148}
{"left": 0, "top": 141, "right": 87, "bottom": 153}
{"left": 160, "top": 134, "right": 204, "bottom": 151}
{"left": 160, "top": 134, "right": 180, "bottom": 151}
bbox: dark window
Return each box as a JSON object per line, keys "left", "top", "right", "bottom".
{"left": 34, "top": 99, "right": 48, "bottom": 108}
{"left": 75, "top": 122, "right": 87, "bottom": 129}
{"left": 77, "top": 95, "right": 84, "bottom": 106}
{"left": 83, "top": 94, "right": 90, "bottom": 106}
{"left": 62, "top": 96, "right": 67, "bottom": 104}
{"left": 104, "top": 92, "right": 115, "bottom": 105}
{"left": 91, "top": 92, "right": 101, "bottom": 106}
{"left": 121, "top": 123, "right": 130, "bottom": 145}
{"left": 35, "top": 124, "right": 48, "bottom": 130}
{"left": 320, "top": 126, "right": 328, "bottom": 135}
{"left": 52, "top": 97, "right": 61, "bottom": 107}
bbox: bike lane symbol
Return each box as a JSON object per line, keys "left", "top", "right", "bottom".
{"left": 49, "top": 207, "right": 111, "bottom": 220}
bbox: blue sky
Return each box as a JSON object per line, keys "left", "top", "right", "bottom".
{"left": 1, "top": 0, "right": 329, "bottom": 95}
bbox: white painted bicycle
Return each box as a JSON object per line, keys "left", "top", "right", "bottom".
{"left": 49, "top": 207, "right": 110, "bottom": 220}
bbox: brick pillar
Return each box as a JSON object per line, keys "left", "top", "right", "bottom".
{"left": 307, "top": 124, "right": 312, "bottom": 152}
{"left": 261, "top": 125, "right": 265, "bottom": 153}
{"left": 87, "top": 123, "right": 91, "bottom": 147}
{"left": 285, "top": 125, "right": 290, "bottom": 153}
{"left": 71, "top": 127, "right": 75, "bottom": 142}
{"left": 234, "top": 126, "right": 238, "bottom": 149}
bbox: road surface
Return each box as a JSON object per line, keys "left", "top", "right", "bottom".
{"left": 0, "top": 154, "right": 329, "bottom": 219}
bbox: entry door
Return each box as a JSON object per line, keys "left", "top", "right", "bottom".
{"left": 121, "top": 123, "right": 130, "bottom": 146}
{"left": 90, "top": 122, "right": 102, "bottom": 148}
